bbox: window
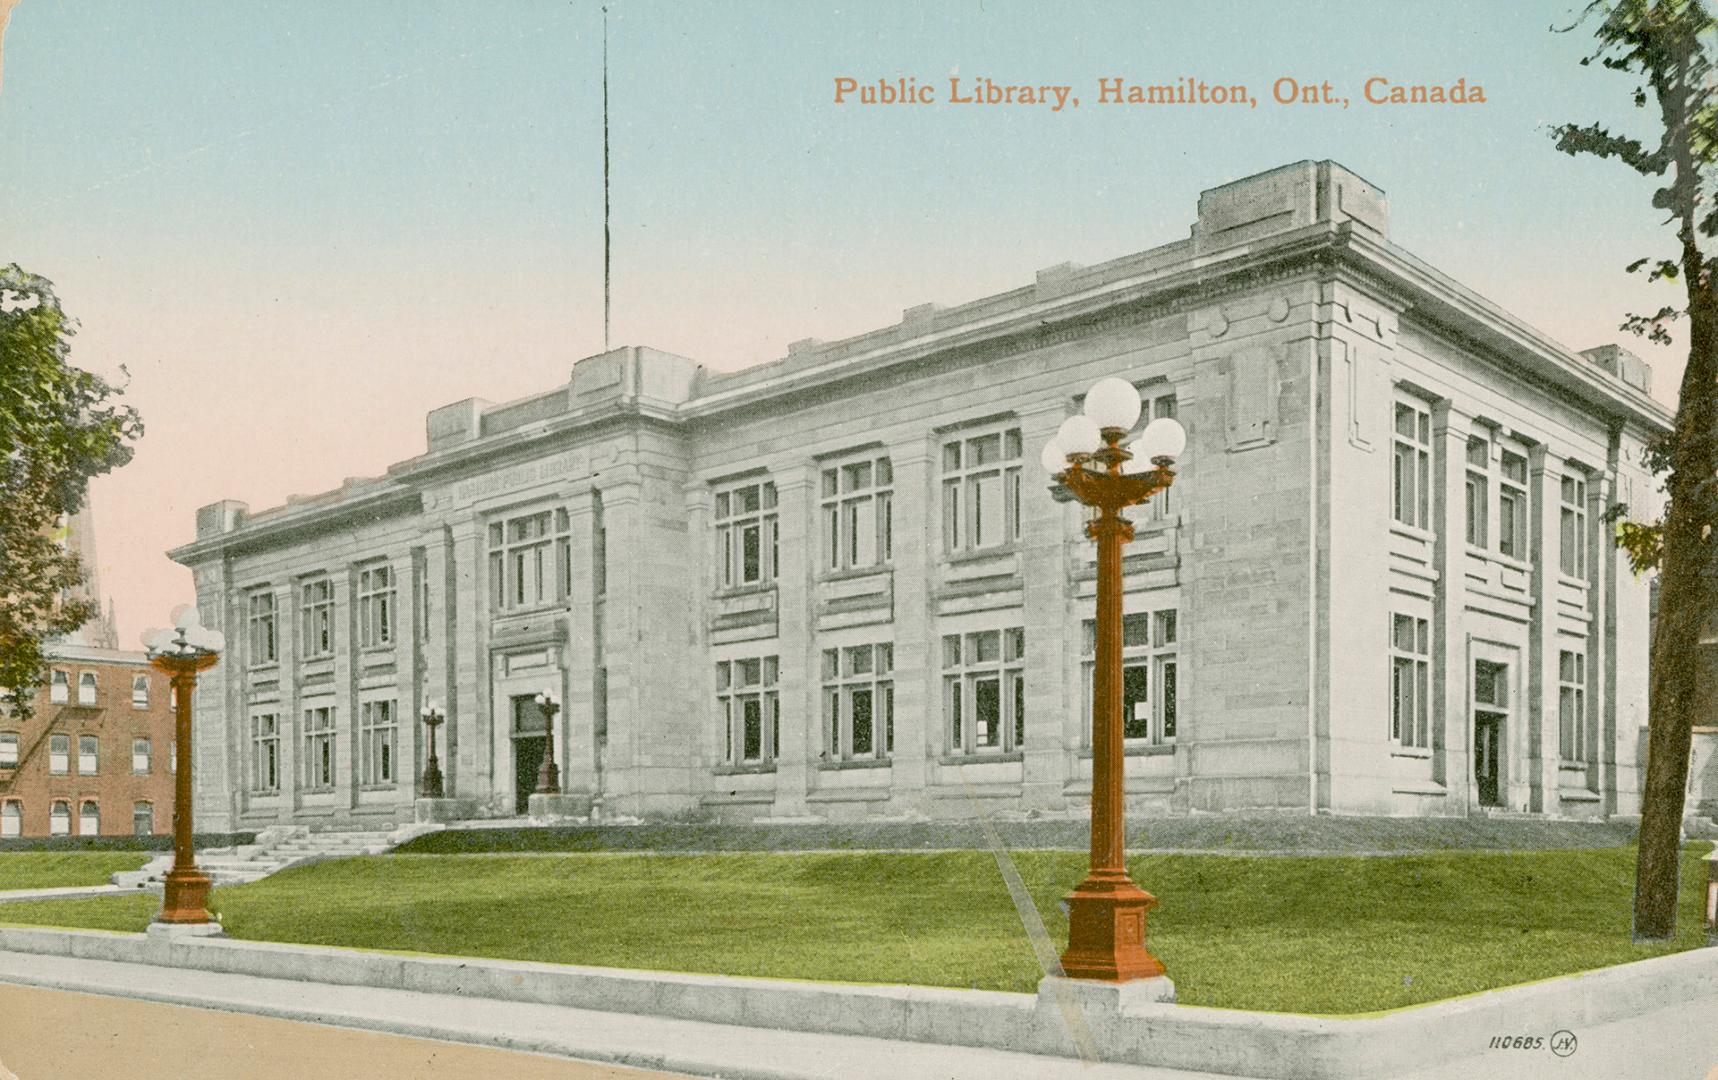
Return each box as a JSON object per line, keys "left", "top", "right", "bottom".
{"left": 943, "top": 427, "right": 1023, "bottom": 553}
{"left": 79, "top": 800, "right": 98, "bottom": 837}
{"left": 303, "top": 705, "right": 335, "bottom": 790}
{"left": 1389, "top": 614, "right": 1431, "bottom": 750}
{"left": 1498, "top": 450, "right": 1529, "bottom": 561}
{"left": 357, "top": 564, "right": 395, "bottom": 648}
{"left": 1464, "top": 435, "right": 1489, "bottom": 547}
{"left": 77, "top": 671, "right": 97, "bottom": 706}
{"left": 1391, "top": 401, "right": 1431, "bottom": 530}
{"left": 1, "top": 801, "right": 19, "bottom": 838}
{"left": 0, "top": 733, "right": 16, "bottom": 768}
{"left": 488, "top": 510, "right": 565, "bottom": 611}
{"left": 78, "top": 734, "right": 98, "bottom": 774}
{"left": 248, "top": 590, "right": 278, "bottom": 665}
{"left": 1141, "top": 393, "right": 1179, "bottom": 520}
{"left": 301, "top": 577, "right": 335, "bottom": 658}
{"left": 942, "top": 627, "right": 1026, "bottom": 755}
{"left": 133, "top": 801, "right": 153, "bottom": 836}
{"left": 49, "top": 669, "right": 68, "bottom": 704}
{"left": 132, "top": 737, "right": 151, "bottom": 774}
{"left": 1560, "top": 475, "right": 1588, "bottom": 577}
{"left": 821, "top": 456, "right": 893, "bottom": 572}
{"left": 1082, "top": 609, "right": 1180, "bottom": 746}
{"left": 49, "top": 733, "right": 69, "bottom": 774}
{"left": 714, "top": 480, "right": 779, "bottom": 589}
{"left": 251, "top": 714, "right": 280, "bottom": 793}
{"left": 131, "top": 674, "right": 150, "bottom": 709}
{"left": 1559, "top": 650, "right": 1587, "bottom": 762}
{"left": 822, "top": 643, "right": 894, "bottom": 761}
{"left": 49, "top": 800, "right": 70, "bottom": 836}
{"left": 593, "top": 492, "right": 608, "bottom": 597}
{"left": 555, "top": 508, "right": 573, "bottom": 600}
{"left": 169, "top": 739, "right": 176, "bottom": 773}
{"left": 716, "top": 656, "right": 779, "bottom": 766}
{"left": 360, "top": 700, "right": 397, "bottom": 785}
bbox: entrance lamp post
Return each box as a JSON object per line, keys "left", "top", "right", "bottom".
{"left": 140, "top": 604, "right": 225, "bottom": 929}
{"left": 1040, "top": 376, "right": 1186, "bottom": 982}
{"left": 420, "top": 701, "right": 446, "bottom": 798}
{"left": 534, "top": 688, "right": 561, "bottom": 795}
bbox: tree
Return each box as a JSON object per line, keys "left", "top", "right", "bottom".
{"left": 1553, "top": 0, "right": 1718, "bottom": 940}
{"left": 0, "top": 265, "right": 141, "bottom": 716}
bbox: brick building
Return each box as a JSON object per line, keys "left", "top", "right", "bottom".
{"left": 0, "top": 644, "right": 177, "bottom": 838}
{"left": 171, "top": 161, "right": 1670, "bottom": 831}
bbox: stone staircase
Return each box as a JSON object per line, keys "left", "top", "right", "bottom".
{"left": 112, "top": 823, "right": 438, "bottom": 890}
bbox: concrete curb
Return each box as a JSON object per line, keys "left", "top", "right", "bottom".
{"left": 0, "top": 885, "right": 128, "bottom": 904}
{"left": 0, "top": 925, "right": 1711, "bottom": 1079}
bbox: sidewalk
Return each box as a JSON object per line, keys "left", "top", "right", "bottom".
{"left": 0, "top": 883, "right": 127, "bottom": 904}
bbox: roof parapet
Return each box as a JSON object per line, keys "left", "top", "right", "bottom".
{"left": 1579, "top": 344, "right": 1653, "bottom": 395}
{"left": 1192, "top": 160, "right": 1387, "bottom": 255}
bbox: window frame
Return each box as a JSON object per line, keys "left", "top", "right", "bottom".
{"left": 1559, "top": 474, "right": 1589, "bottom": 578}
{"left": 0, "top": 732, "right": 18, "bottom": 768}
{"left": 2, "top": 800, "right": 22, "bottom": 838}
{"left": 1558, "top": 648, "right": 1588, "bottom": 763}
{"left": 819, "top": 455, "right": 894, "bottom": 575}
{"left": 132, "top": 801, "right": 153, "bottom": 836}
{"left": 300, "top": 577, "right": 336, "bottom": 659}
{"left": 1497, "top": 448, "right": 1530, "bottom": 562}
{"left": 302, "top": 705, "right": 336, "bottom": 791}
{"left": 1464, "top": 433, "right": 1489, "bottom": 548}
{"left": 941, "top": 426, "right": 1024, "bottom": 556}
{"left": 48, "top": 733, "right": 70, "bottom": 775}
{"left": 77, "top": 734, "right": 98, "bottom": 775}
{"left": 356, "top": 563, "right": 395, "bottom": 649}
{"left": 131, "top": 736, "right": 151, "bottom": 775}
{"left": 49, "top": 799, "right": 71, "bottom": 837}
{"left": 247, "top": 589, "right": 278, "bottom": 667}
{"left": 359, "top": 699, "right": 398, "bottom": 786}
{"left": 716, "top": 656, "right": 780, "bottom": 767}
{"left": 942, "top": 627, "right": 1026, "bottom": 756}
{"left": 78, "top": 799, "right": 99, "bottom": 837}
{"left": 821, "top": 643, "right": 894, "bottom": 762}
{"left": 251, "top": 713, "right": 281, "bottom": 794}
{"left": 1391, "top": 400, "right": 1432, "bottom": 531}
{"left": 76, "top": 671, "right": 97, "bottom": 707}
{"left": 49, "top": 670, "right": 68, "bottom": 704}
{"left": 1389, "top": 613, "right": 1431, "bottom": 751}
{"left": 131, "top": 674, "right": 150, "bottom": 709}
{"left": 1081, "top": 608, "right": 1180, "bottom": 748}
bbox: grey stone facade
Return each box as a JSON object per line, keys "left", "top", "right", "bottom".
{"left": 171, "top": 161, "right": 1670, "bottom": 831}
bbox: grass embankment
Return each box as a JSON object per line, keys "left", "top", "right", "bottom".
{"left": 0, "top": 845, "right": 1707, "bottom": 1014}
{"left": 0, "top": 852, "right": 150, "bottom": 890}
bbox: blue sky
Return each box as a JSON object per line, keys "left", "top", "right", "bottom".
{"left": 0, "top": 0, "right": 1686, "bottom": 637}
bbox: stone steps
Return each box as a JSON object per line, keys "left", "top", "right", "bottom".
{"left": 108, "top": 823, "right": 439, "bottom": 889}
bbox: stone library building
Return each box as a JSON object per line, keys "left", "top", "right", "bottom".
{"left": 172, "top": 161, "right": 1669, "bottom": 833}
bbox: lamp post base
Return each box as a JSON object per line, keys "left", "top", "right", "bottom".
{"left": 156, "top": 867, "right": 215, "bottom": 926}
{"left": 534, "top": 760, "right": 561, "bottom": 796}
{"left": 421, "top": 757, "right": 445, "bottom": 799}
{"left": 1059, "top": 873, "right": 1166, "bottom": 983}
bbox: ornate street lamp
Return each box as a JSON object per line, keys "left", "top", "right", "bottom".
{"left": 420, "top": 701, "right": 446, "bottom": 799}
{"left": 1042, "top": 377, "right": 1186, "bottom": 982}
{"left": 140, "top": 604, "right": 225, "bottom": 929}
{"left": 534, "top": 687, "right": 561, "bottom": 795}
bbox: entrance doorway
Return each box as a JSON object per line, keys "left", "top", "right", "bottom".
{"left": 511, "top": 694, "right": 550, "bottom": 813}
{"left": 1472, "top": 659, "right": 1508, "bottom": 808}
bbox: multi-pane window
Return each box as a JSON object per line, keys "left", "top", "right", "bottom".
{"left": 821, "top": 457, "right": 893, "bottom": 573}
{"left": 79, "top": 800, "right": 99, "bottom": 837}
{"left": 1, "top": 801, "right": 19, "bottom": 837}
{"left": 360, "top": 700, "right": 397, "bottom": 785}
{"left": 555, "top": 508, "right": 573, "bottom": 600}
{"left": 943, "top": 428, "right": 1023, "bottom": 553}
{"left": 301, "top": 578, "right": 335, "bottom": 658}
{"left": 714, "top": 481, "right": 779, "bottom": 589}
{"left": 942, "top": 627, "right": 1026, "bottom": 755}
{"left": 248, "top": 590, "right": 278, "bottom": 665}
{"left": 716, "top": 657, "right": 780, "bottom": 765}
{"left": 49, "top": 670, "right": 68, "bottom": 704}
{"left": 1141, "top": 393, "right": 1179, "bottom": 520}
{"left": 0, "top": 733, "right": 17, "bottom": 767}
{"left": 488, "top": 510, "right": 569, "bottom": 611}
{"left": 1464, "top": 435, "right": 1489, "bottom": 547}
{"left": 1559, "top": 650, "right": 1587, "bottom": 762}
{"left": 1392, "top": 401, "right": 1431, "bottom": 530}
{"left": 593, "top": 491, "right": 608, "bottom": 598}
{"left": 1389, "top": 614, "right": 1431, "bottom": 750}
{"left": 133, "top": 801, "right": 153, "bottom": 836}
{"left": 132, "top": 737, "right": 151, "bottom": 774}
{"left": 49, "top": 733, "right": 69, "bottom": 774}
{"left": 1560, "top": 475, "right": 1588, "bottom": 578}
{"left": 821, "top": 643, "right": 894, "bottom": 761}
{"left": 78, "top": 734, "right": 98, "bottom": 774}
{"left": 1081, "top": 609, "right": 1180, "bottom": 746}
{"left": 303, "top": 705, "right": 336, "bottom": 790}
{"left": 357, "top": 564, "right": 395, "bottom": 648}
{"left": 1498, "top": 450, "right": 1529, "bottom": 560}
{"left": 49, "top": 800, "right": 70, "bottom": 837}
{"left": 132, "top": 675, "right": 150, "bottom": 709}
{"left": 251, "top": 714, "right": 280, "bottom": 793}
{"left": 77, "top": 672, "right": 97, "bottom": 706}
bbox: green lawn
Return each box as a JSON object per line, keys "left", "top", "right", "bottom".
{"left": 0, "top": 852, "right": 150, "bottom": 891}
{"left": 0, "top": 846, "right": 1709, "bottom": 1014}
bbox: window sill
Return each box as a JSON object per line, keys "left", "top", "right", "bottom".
{"left": 1390, "top": 748, "right": 1432, "bottom": 760}
{"left": 301, "top": 787, "right": 337, "bottom": 795}
{"left": 939, "top": 751, "right": 1024, "bottom": 766}
{"left": 248, "top": 662, "right": 280, "bottom": 674}
{"left": 1076, "top": 743, "right": 1176, "bottom": 758}
{"left": 1557, "top": 573, "right": 1590, "bottom": 589}
{"left": 1558, "top": 761, "right": 1590, "bottom": 772}
{"left": 712, "top": 583, "right": 776, "bottom": 601}
{"left": 943, "top": 543, "right": 1020, "bottom": 566}
{"left": 359, "top": 783, "right": 398, "bottom": 792}
{"left": 359, "top": 645, "right": 396, "bottom": 656}
{"left": 491, "top": 602, "right": 566, "bottom": 621}
{"left": 1389, "top": 522, "right": 1436, "bottom": 544}
{"left": 712, "top": 763, "right": 776, "bottom": 776}
{"left": 818, "top": 565, "right": 892, "bottom": 584}
{"left": 1558, "top": 788, "right": 1601, "bottom": 803}
{"left": 818, "top": 757, "right": 892, "bottom": 771}
{"left": 249, "top": 790, "right": 282, "bottom": 799}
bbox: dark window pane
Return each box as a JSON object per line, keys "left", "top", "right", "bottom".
{"left": 1123, "top": 664, "right": 1150, "bottom": 739}
{"left": 851, "top": 689, "right": 873, "bottom": 755}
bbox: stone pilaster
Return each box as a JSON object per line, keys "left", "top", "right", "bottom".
{"left": 770, "top": 470, "right": 816, "bottom": 819}
{"left": 1431, "top": 403, "right": 1471, "bottom": 803}
{"left": 884, "top": 440, "right": 933, "bottom": 814}
{"left": 1019, "top": 402, "right": 1073, "bottom": 811}
{"left": 1526, "top": 443, "right": 1558, "bottom": 814}
{"left": 562, "top": 486, "right": 599, "bottom": 798}
{"left": 447, "top": 519, "right": 485, "bottom": 806}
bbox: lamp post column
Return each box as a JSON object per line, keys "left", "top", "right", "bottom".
{"left": 421, "top": 706, "right": 446, "bottom": 798}
{"left": 156, "top": 655, "right": 217, "bottom": 925}
{"left": 535, "top": 691, "right": 561, "bottom": 795}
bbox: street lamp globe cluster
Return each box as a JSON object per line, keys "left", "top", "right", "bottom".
{"left": 140, "top": 604, "right": 225, "bottom": 929}
{"left": 1044, "top": 376, "right": 1186, "bottom": 983}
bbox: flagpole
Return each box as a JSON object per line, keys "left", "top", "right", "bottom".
{"left": 602, "top": 4, "right": 611, "bottom": 353}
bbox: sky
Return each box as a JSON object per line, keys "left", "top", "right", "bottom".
{"left": 0, "top": 0, "right": 1691, "bottom": 646}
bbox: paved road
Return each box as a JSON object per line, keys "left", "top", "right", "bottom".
{"left": 0, "top": 984, "right": 693, "bottom": 1080}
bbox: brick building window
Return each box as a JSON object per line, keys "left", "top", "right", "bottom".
{"left": 360, "top": 700, "right": 397, "bottom": 785}
{"left": 822, "top": 643, "right": 894, "bottom": 761}
{"left": 1082, "top": 609, "right": 1179, "bottom": 746}
{"left": 303, "top": 706, "right": 336, "bottom": 790}
{"left": 77, "top": 672, "right": 97, "bottom": 706}
{"left": 942, "top": 427, "right": 1022, "bottom": 554}
{"left": 1, "top": 801, "right": 19, "bottom": 837}
{"left": 133, "top": 801, "right": 153, "bottom": 836}
{"left": 49, "top": 670, "right": 68, "bottom": 704}
{"left": 357, "top": 564, "right": 395, "bottom": 648}
{"left": 1464, "top": 435, "right": 1489, "bottom": 547}
{"left": 942, "top": 627, "right": 1026, "bottom": 755}
{"left": 251, "top": 714, "right": 280, "bottom": 793}
{"left": 49, "top": 733, "right": 69, "bottom": 774}
{"left": 0, "top": 733, "right": 16, "bottom": 767}
{"left": 1498, "top": 450, "right": 1530, "bottom": 561}
{"left": 1559, "top": 650, "right": 1588, "bottom": 762}
{"left": 717, "top": 656, "right": 779, "bottom": 766}
{"left": 715, "top": 481, "right": 779, "bottom": 589}
{"left": 79, "top": 800, "right": 99, "bottom": 836}
{"left": 1560, "top": 476, "right": 1588, "bottom": 577}
{"left": 1390, "top": 613, "right": 1431, "bottom": 750}
{"left": 78, "top": 735, "right": 98, "bottom": 774}
{"left": 132, "top": 737, "right": 151, "bottom": 774}
{"left": 1392, "top": 401, "right": 1431, "bottom": 530}
{"left": 821, "top": 456, "right": 892, "bottom": 572}
{"left": 301, "top": 577, "right": 335, "bottom": 658}
{"left": 132, "top": 674, "right": 150, "bottom": 708}
{"left": 49, "top": 800, "right": 70, "bottom": 836}
{"left": 248, "top": 590, "right": 278, "bottom": 665}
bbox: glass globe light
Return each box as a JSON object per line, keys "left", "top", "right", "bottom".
{"left": 1135, "top": 417, "right": 1188, "bottom": 463}
{"left": 170, "top": 603, "right": 201, "bottom": 630}
{"left": 1083, "top": 377, "right": 1142, "bottom": 432}
{"left": 1056, "top": 415, "right": 1103, "bottom": 456}
{"left": 1039, "top": 438, "right": 1069, "bottom": 475}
